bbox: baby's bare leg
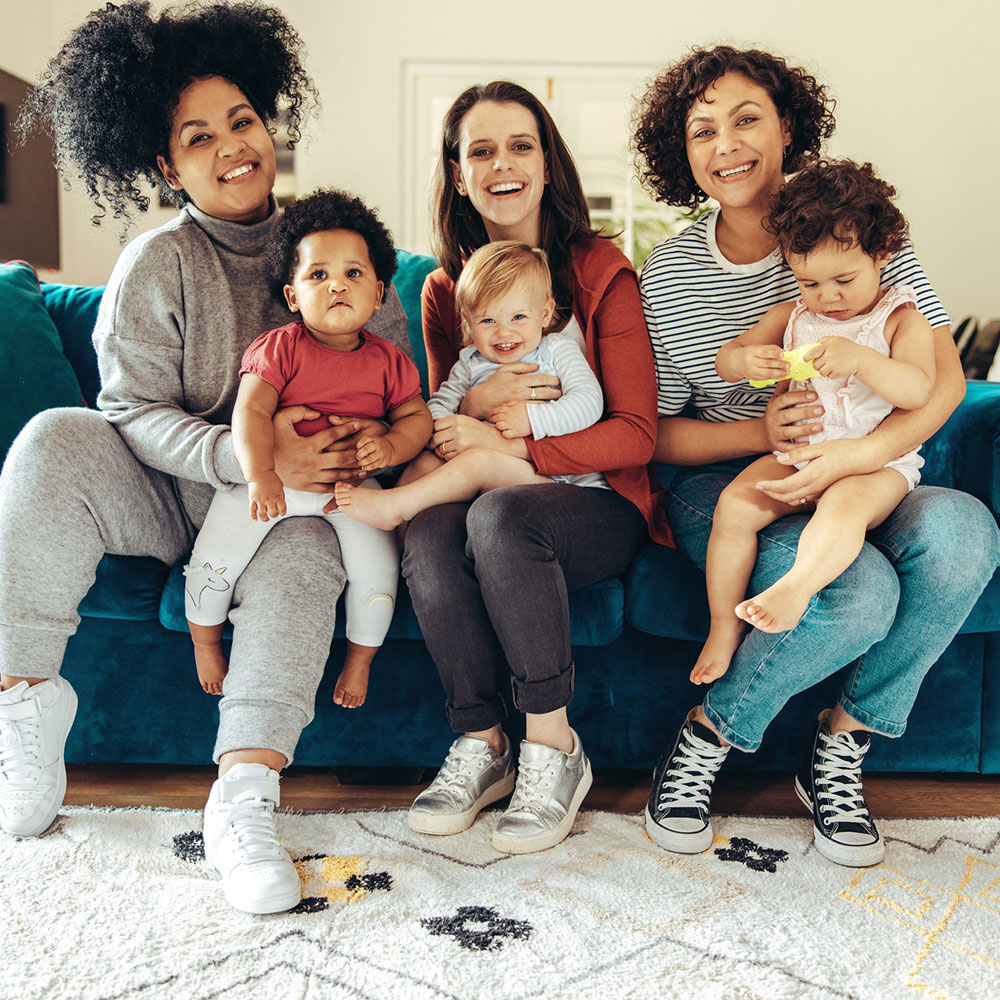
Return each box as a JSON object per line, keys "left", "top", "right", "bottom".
{"left": 334, "top": 641, "right": 378, "bottom": 709}
{"left": 188, "top": 620, "right": 228, "bottom": 696}
{"left": 738, "top": 468, "right": 909, "bottom": 634}
{"left": 692, "top": 456, "right": 799, "bottom": 685}
{"left": 396, "top": 450, "right": 444, "bottom": 487}
{"left": 334, "top": 449, "right": 548, "bottom": 531}
{"left": 392, "top": 451, "right": 445, "bottom": 545}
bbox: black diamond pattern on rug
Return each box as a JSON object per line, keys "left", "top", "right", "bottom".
{"left": 714, "top": 836, "right": 789, "bottom": 873}
{"left": 421, "top": 905, "right": 532, "bottom": 951}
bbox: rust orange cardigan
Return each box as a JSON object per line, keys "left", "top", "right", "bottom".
{"left": 421, "top": 237, "right": 672, "bottom": 546}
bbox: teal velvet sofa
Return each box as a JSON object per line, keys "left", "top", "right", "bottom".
{"left": 3, "top": 254, "right": 999, "bottom": 774}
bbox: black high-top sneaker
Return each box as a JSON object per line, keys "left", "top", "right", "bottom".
{"left": 645, "top": 709, "right": 730, "bottom": 854}
{"left": 794, "top": 710, "right": 884, "bottom": 867}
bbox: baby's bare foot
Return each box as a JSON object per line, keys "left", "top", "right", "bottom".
{"left": 333, "top": 660, "right": 371, "bottom": 709}
{"left": 194, "top": 643, "right": 228, "bottom": 696}
{"left": 333, "top": 483, "right": 406, "bottom": 531}
{"left": 735, "top": 578, "right": 813, "bottom": 633}
{"left": 690, "top": 620, "right": 745, "bottom": 685}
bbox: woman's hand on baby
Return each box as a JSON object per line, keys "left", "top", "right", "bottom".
{"left": 431, "top": 414, "right": 505, "bottom": 459}
{"left": 763, "top": 383, "right": 825, "bottom": 453}
{"left": 248, "top": 472, "right": 286, "bottom": 523}
{"left": 491, "top": 401, "right": 532, "bottom": 439}
{"left": 757, "top": 436, "right": 881, "bottom": 505}
{"left": 272, "top": 406, "right": 370, "bottom": 491}
{"left": 459, "top": 363, "right": 561, "bottom": 420}
{"left": 804, "top": 337, "right": 862, "bottom": 379}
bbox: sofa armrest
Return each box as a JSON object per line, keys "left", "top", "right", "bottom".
{"left": 921, "top": 381, "right": 1000, "bottom": 519}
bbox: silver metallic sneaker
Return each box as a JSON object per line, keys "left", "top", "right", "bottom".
{"left": 492, "top": 728, "right": 592, "bottom": 855}
{"left": 409, "top": 734, "right": 515, "bottom": 836}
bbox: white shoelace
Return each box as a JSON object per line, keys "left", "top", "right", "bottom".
{"left": 508, "top": 756, "right": 559, "bottom": 812}
{"left": 0, "top": 717, "right": 44, "bottom": 789}
{"left": 428, "top": 744, "right": 492, "bottom": 795}
{"left": 813, "top": 733, "right": 871, "bottom": 824}
{"left": 224, "top": 790, "right": 284, "bottom": 863}
{"left": 657, "top": 729, "right": 729, "bottom": 811}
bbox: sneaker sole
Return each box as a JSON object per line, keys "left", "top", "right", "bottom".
{"left": 643, "top": 805, "right": 714, "bottom": 854}
{"left": 492, "top": 760, "right": 593, "bottom": 855}
{"left": 408, "top": 769, "right": 516, "bottom": 836}
{"left": 211, "top": 865, "right": 302, "bottom": 915}
{"left": 793, "top": 777, "right": 885, "bottom": 868}
{"left": 2, "top": 681, "right": 78, "bottom": 838}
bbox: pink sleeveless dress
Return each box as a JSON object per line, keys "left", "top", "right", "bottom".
{"left": 784, "top": 284, "right": 923, "bottom": 491}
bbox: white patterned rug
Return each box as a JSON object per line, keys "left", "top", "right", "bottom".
{"left": 2, "top": 806, "right": 1000, "bottom": 1000}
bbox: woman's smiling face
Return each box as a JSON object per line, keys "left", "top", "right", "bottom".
{"left": 157, "top": 75, "right": 276, "bottom": 224}
{"left": 450, "top": 100, "right": 549, "bottom": 246}
{"left": 684, "top": 72, "right": 790, "bottom": 213}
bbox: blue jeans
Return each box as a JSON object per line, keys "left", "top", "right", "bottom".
{"left": 667, "top": 460, "right": 1000, "bottom": 752}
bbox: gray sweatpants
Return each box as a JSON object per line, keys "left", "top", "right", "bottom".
{"left": 0, "top": 408, "right": 346, "bottom": 765}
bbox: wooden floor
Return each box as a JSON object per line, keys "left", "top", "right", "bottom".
{"left": 65, "top": 764, "right": 1000, "bottom": 818}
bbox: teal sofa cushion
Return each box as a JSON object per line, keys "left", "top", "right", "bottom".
{"left": 393, "top": 249, "right": 438, "bottom": 395}
{"left": 0, "top": 262, "right": 85, "bottom": 459}
{"left": 41, "top": 282, "right": 104, "bottom": 406}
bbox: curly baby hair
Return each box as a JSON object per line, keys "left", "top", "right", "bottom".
{"left": 766, "top": 159, "right": 909, "bottom": 262}
{"left": 18, "top": 0, "right": 317, "bottom": 228}
{"left": 454, "top": 240, "right": 554, "bottom": 345}
{"left": 633, "top": 45, "right": 836, "bottom": 211}
{"left": 265, "top": 188, "right": 398, "bottom": 302}
{"left": 433, "top": 80, "right": 599, "bottom": 324}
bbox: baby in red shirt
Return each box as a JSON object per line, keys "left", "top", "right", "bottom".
{"left": 184, "top": 189, "right": 431, "bottom": 707}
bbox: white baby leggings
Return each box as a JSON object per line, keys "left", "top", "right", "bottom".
{"left": 184, "top": 479, "right": 398, "bottom": 646}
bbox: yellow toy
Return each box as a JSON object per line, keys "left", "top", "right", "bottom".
{"left": 748, "top": 342, "right": 822, "bottom": 388}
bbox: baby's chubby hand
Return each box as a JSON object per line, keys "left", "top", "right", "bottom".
{"left": 356, "top": 434, "right": 394, "bottom": 472}
{"left": 249, "top": 471, "right": 286, "bottom": 522}
{"left": 491, "top": 400, "right": 532, "bottom": 439}
{"left": 742, "top": 344, "right": 789, "bottom": 384}
{"left": 804, "top": 337, "right": 863, "bottom": 379}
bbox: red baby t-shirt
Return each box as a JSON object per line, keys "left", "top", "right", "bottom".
{"left": 240, "top": 320, "right": 422, "bottom": 436}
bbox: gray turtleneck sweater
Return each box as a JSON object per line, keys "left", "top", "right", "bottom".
{"left": 93, "top": 202, "right": 411, "bottom": 520}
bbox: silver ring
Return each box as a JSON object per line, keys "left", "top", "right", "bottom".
{"left": 530, "top": 387, "right": 537, "bottom": 400}
{"left": 441, "top": 443, "right": 448, "bottom": 455}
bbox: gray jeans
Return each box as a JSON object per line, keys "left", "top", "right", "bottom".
{"left": 401, "top": 483, "right": 647, "bottom": 732}
{"left": 0, "top": 408, "right": 345, "bottom": 765}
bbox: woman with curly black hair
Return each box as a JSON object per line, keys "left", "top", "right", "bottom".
{"left": 0, "top": 1, "right": 412, "bottom": 915}
{"left": 635, "top": 46, "right": 998, "bottom": 867}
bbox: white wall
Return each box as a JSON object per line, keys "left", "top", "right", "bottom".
{"left": 3, "top": 0, "right": 997, "bottom": 323}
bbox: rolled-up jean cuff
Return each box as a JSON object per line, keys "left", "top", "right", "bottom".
{"left": 511, "top": 666, "right": 574, "bottom": 716}
{"left": 446, "top": 694, "right": 507, "bottom": 734}
{"left": 214, "top": 698, "right": 307, "bottom": 767}
{"left": 838, "top": 695, "right": 906, "bottom": 738}
{"left": 702, "top": 695, "right": 761, "bottom": 753}
{"left": 0, "top": 623, "right": 72, "bottom": 679}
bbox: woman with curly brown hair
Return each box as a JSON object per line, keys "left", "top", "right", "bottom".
{"left": 0, "top": 0, "right": 412, "bottom": 914}
{"left": 635, "top": 46, "right": 998, "bottom": 867}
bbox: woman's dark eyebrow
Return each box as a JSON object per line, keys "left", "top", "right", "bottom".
{"left": 688, "top": 99, "right": 764, "bottom": 127}
{"left": 177, "top": 103, "right": 254, "bottom": 134}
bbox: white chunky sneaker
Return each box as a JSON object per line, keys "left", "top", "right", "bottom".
{"left": 202, "top": 763, "right": 301, "bottom": 914}
{"left": 0, "top": 677, "right": 78, "bottom": 837}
